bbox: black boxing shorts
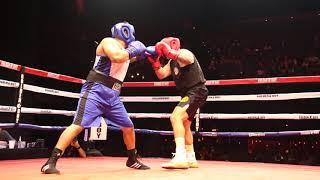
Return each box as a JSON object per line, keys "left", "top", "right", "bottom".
{"left": 177, "top": 84, "right": 208, "bottom": 120}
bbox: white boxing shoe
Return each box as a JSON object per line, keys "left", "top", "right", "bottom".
{"left": 187, "top": 152, "right": 199, "bottom": 168}
{"left": 162, "top": 152, "right": 189, "bottom": 169}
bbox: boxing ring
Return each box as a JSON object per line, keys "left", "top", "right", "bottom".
{"left": 1, "top": 59, "right": 320, "bottom": 179}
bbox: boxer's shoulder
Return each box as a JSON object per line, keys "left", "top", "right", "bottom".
{"left": 100, "top": 37, "right": 115, "bottom": 44}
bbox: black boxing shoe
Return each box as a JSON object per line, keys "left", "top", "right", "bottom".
{"left": 126, "top": 157, "right": 150, "bottom": 170}
{"left": 41, "top": 148, "right": 62, "bottom": 174}
{"left": 126, "top": 149, "right": 150, "bottom": 170}
{"left": 41, "top": 161, "right": 60, "bottom": 174}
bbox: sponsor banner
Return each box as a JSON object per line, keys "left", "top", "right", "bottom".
{"left": 153, "top": 81, "right": 173, "bottom": 87}
{"left": 23, "top": 84, "right": 80, "bottom": 98}
{"left": 257, "top": 78, "right": 278, "bottom": 83}
{"left": 0, "top": 79, "right": 19, "bottom": 88}
{"left": 206, "top": 92, "right": 320, "bottom": 101}
{"left": 201, "top": 113, "right": 320, "bottom": 120}
{"left": 300, "top": 130, "right": 320, "bottom": 135}
{"left": 128, "top": 113, "right": 171, "bottom": 119}
{"left": 21, "top": 107, "right": 75, "bottom": 116}
{"left": 122, "top": 92, "right": 320, "bottom": 102}
{"left": 0, "top": 105, "right": 16, "bottom": 113}
{"left": 201, "top": 132, "right": 218, "bottom": 137}
{"left": 120, "top": 96, "right": 180, "bottom": 102}
{"left": 47, "top": 72, "right": 60, "bottom": 79}
{"left": 24, "top": 67, "right": 84, "bottom": 84}
{"left": 298, "top": 115, "right": 320, "bottom": 119}
{"left": 248, "top": 132, "right": 266, "bottom": 137}
{"left": 205, "top": 80, "right": 220, "bottom": 85}
{"left": 0, "top": 60, "right": 20, "bottom": 71}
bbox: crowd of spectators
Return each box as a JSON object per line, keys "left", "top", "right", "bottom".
{"left": 127, "top": 17, "right": 320, "bottom": 82}
{"left": 205, "top": 38, "right": 320, "bottom": 79}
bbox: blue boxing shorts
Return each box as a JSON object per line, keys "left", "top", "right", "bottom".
{"left": 73, "top": 81, "right": 133, "bottom": 128}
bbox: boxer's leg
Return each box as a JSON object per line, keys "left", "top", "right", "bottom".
{"left": 122, "top": 127, "right": 149, "bottom": 169}
{"left": 162, "top": 106, "right": 189, "bottom": 169}
{"left": 184, "top": 120, "right": 198, "bottom": 168}
{"left": 41, "top": 83, "right": 102, "bottom": 174}
{"left": 122, "top": 127, "right": 135, "bottom": 150}
{"left": 41, "top": 124, "right": 84, "bottom": 174}
{"left": 106, "top": 98, "right": 150, "bottom": 170}
{"left": 183, "top": 86, "right": 208, "bottom": 168}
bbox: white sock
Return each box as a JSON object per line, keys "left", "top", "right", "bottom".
{"left": 175, "top": 137, "right": 186, "bottom": 154}
{"left": 185, "top": 144, "right": 196, "bottom": 161}
{"left": 185, "top": 144, "right": 194, "bottom": 153}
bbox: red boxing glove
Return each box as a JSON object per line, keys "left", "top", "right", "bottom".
{"left": 155, "top": 42, "right": 179, "bottom": 60}
{"left": 148, "top": 56, "right": 161, "bottom": 70}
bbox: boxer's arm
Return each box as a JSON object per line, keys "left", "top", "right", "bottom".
{"left": 99, "top": 38, "right": 130, "bottom": 63}
{"left": 146, "top": 46, "right": 171, "bottom": 79}
{"left": 176, "top": 49, "right": 195, "bottom": 65}
{"left": 155, "top": 42, "right": 179, "bottom": 60}
{"left": 154, "top": 61, "right": 171, "bottom": 80}
{"left": 155, "top": 42, "right": 194, "bottom": 65}
{"left": 76, "top": 147, "right": 87, "bottom": 158}
{"left": 71, "top": 139, "right": 86, "bottom": 158}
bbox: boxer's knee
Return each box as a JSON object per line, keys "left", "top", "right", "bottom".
{"left": 170, "top": 113, "right": 183, "bottom": 126}
{"left": 119, "top": 118, "right": 134, "bottom": 129}
{"left": 183, "top": 120, "right": 192, "bottom": 129}
{"left": 171, "top": 107, "right": 188, "bottom": 125}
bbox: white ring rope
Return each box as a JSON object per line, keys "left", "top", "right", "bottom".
{"left": 23, "top": 84, "right": 80, "bottom": 99}
{"left": 200, "top": 130, "right": 320, "bottom": 137}
{"left": 205, "top": 92, "right": 320, "bottom": 101}
{"left": 2, "top": 80, "right": 320, "bottom": 101}
{"left": 1, "top": 60, "right": 320, "bottom": 125}
{"left": 120, "top": 96, "right": 180, "bottom": 102}
{"left": 128, "top": 113, "right": 170, "bottom": 119}
{"left": 120, "top": 92, "right": 320, "bottom": 102}
{"left": 0, "top": 79, "right": 19, "bottom": 88}
{"left": 0, "top": 105, "right": 16, "bottom": 113}
{"left": 1, "top": 105, "right": 320, "bottom": 120}
{"left": 200, "top": 113, "right": 320, "bottom": 120}
{"left": 21, "top": 107, "right": 75, "bottom": 116}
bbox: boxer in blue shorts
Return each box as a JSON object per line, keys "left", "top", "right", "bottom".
{"left": 146, "top": 37, "right": 208, "bottom": 169}
{"left": 41, "top": 22, "right": 150, "bottom": 174}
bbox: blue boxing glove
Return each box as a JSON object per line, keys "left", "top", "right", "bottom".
{"left": 134, "top": 45, "right": 158, "bottom": 61}
{"left": 145, "top": 46, "right": 159, "bottom": 59}
{"left": 125, "top": 41, "right": 146, "bottom": 59}
{"left": 145, "top": 46, "right": 161, "bottom": 70}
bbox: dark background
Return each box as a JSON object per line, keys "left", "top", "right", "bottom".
{"left": 1, "top": 0, "right": 320, "bottom": 164}
{"left": 1, "top": 0, "right": 319, "bottom": 74}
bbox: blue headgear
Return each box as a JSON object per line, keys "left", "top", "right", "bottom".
{"left": 111, "top": 22, "right": 135, "bottom": 45}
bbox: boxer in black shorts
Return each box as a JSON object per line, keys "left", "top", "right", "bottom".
{"left": 146, "top": 37, "right": 208, "bottom": 169}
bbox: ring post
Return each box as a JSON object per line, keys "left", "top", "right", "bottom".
{"left": 15, "top": 66, "right": 25, "bottom": 123}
